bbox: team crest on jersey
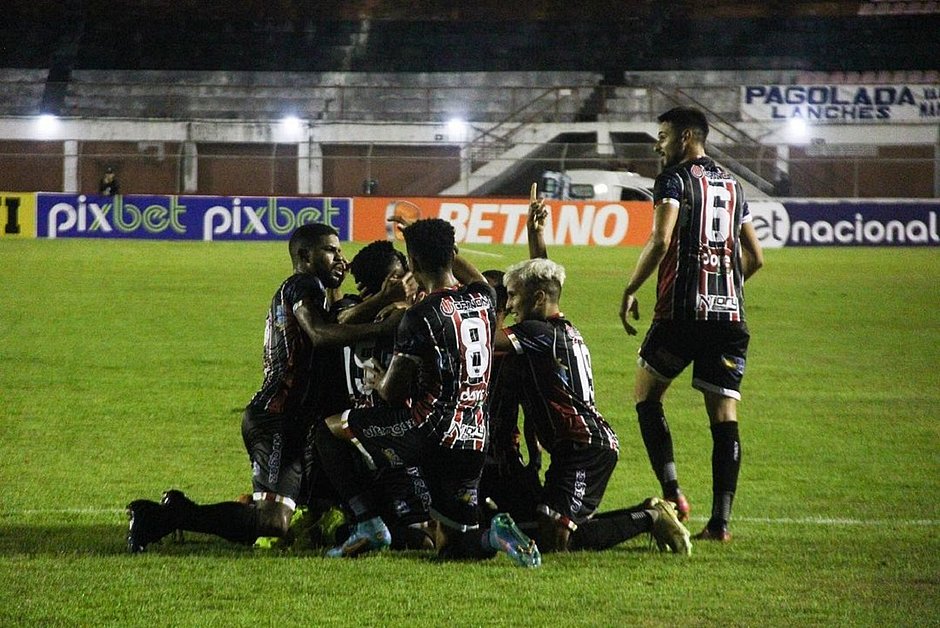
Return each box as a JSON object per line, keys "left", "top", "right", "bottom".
{"left": 690, "top": 164, "right": 705, "bottom": 178}
{"left": 440, "top": 298, "right": 455, "bottom": 315}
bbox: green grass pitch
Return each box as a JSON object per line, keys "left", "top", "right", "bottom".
{"left": 1, "top": 239, "right": 938, "bottom": 626}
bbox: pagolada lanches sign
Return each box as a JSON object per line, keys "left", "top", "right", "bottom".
{"left": 741, "top": 84, "right": 940, "bottom": 122}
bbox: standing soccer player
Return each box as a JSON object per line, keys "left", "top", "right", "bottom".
{"left": 620, "top": 106, "right": 764, "bottom": 542}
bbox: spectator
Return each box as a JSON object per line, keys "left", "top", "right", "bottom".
{"left": 99, "top": 167, "right": 120, "bottom": 196}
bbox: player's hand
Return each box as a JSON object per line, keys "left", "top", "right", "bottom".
{"left": 376, "top": 302, "right": 407, "bottom": 329}
{"left": 527, "top": 182, "right": 548, "bottom": 232}
{"left": 387, "top": 212, "right": 417, "bottom": 230}
{"left": 361, "top": 357, "right": 385, "bottom": 391}
{"left": 379, "top": 271, "right": 418, "bottom": 304}
{"left": 620, "top": 289, "right": 640, "bottom": 336}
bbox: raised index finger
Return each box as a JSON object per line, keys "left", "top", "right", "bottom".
{"left": 530, "top": 182, "right": 538, "bottom": 205}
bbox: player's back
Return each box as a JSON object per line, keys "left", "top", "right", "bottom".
{"left": 396, "top": 281, "right": 497, "bottom": 451}
{"left": 506, "top": 316, "right": 619, "bottom": 453}
{"left": 653, "top": 156, "right": 750, "bottom": 322}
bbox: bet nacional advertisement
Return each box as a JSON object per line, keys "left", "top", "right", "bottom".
{"left": 748, "top": 200, "right": 940, "bottom": 247}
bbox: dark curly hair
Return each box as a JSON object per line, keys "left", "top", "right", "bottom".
{"left": 482, "top": 269, "right": 508, "bottom": 314}
{"left": 349, "top": 240, "right": 408, "bottom": 295}
{"left": 401, "top": 218, "right": 455, "bottom": 273}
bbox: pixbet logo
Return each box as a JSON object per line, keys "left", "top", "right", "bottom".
{"left": 45, "top": 196, "right": 186, "bottom": 238}
{"left": 201, "top": 197, "right": 345, "bottom": 241}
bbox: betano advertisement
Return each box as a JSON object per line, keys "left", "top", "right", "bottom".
{"left": 3, "top": 193, "right": 937, "bottom": 247}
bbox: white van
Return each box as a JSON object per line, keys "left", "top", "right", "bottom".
{"left": 540, "top": 169, "right": 656, "bottom": 202}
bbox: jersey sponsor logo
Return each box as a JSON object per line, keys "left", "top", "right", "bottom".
{"left": 571, "top": 468, "right": 587, "bottom": 514}
{"left": 443, "top": 294, "right": 491, "bottom": 314}
{"left": 458, "top": 388, "right": 486, "bottom": 403}
{"left": 721, "top": 354, "right": 746, "bottom": 376}
{"left": 361, "top": 418, "right": 414, "bottom": 439}
{"left": 456, "top": 422, "right": 485, "bottom": 442}
{"left": 698, "top": 294, "right": 740, "bottom": 313}
{"left": 381, "top": 448, "right": 405, "bottom": 468}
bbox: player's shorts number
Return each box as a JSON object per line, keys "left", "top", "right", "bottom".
{"left": 459, "top": 317, "right": 490, "bottom": 379}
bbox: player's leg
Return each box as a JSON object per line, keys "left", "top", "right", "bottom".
{"left": 128, "top": 408, "right": 301, "bottom": 552}
{"left": 170, "top": 407, "right": 300, "bottom": 541}
{"left": 690, "top": 322, "right": 749, "bottom": 542}
{"left": 316, "top": 410, "right": 391, "bottom": 557}
{"left": 536, "top": 444, "right": 666, "bottom": 553}
{"left": 375, "top": 465, "right": 435, "bottom": 550}
{"left": 428, "top": 447, "right": 540, "bottom": 567}
{"left": 696, "top": 393, "right": 740, "bottom": 542}
{"left": 635, "top": 322, "right": 693, "bottom": 521}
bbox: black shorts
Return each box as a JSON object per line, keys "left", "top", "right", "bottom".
{"left": 539, "top": 443, "right": 618, "bottom": 529}
{"left": 639, "top": 320, "right": 750, "bottom": 400}
{"left": 344, "top": 406, "right": 485, "bottom": 531}
{"left": 241, "top": 406, "right": 307, "bottom": 507}
{"left": 375, "top": 465, "right": 432, "bottom": 527}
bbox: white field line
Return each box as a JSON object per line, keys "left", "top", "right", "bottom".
{"left": 458, "top": 247, "right": 504, "bottom": 258}
{"left": 4, "top": 508, "right": 939, "bottom": 527}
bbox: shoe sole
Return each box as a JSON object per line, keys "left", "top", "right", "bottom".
{"left": 651, "top": 499, "right": 692, "bottom": 556}
{"left": 491, "top": 515, "right": 542, "bottom": 568}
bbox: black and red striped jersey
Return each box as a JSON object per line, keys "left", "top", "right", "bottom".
{"left": 248, "top": 273, "right": 329, "bottom": 415}
{"left": 394, "top": 281, "right": 497, "bottom": 451}
{"left": 653, "top": 156, "right": 752, "bottom": 322}
{"left": 504, "top": 316, "right": 619, "bottom": 454}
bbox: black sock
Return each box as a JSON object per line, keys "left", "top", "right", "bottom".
{"left": 437, "top": 528, "right": 497, "bottom": 561}
{"left": 313, "top": 421, "right": 377, "bottom": 522}
{"left": 709, "top": 421, "right": 741, "bottom": 529}
{"left": 636, "top": 400, "right": 679, "bottom": 497}
{"left": 177, "top": 501, "right": 261, "bottom": 544}
{"left": 568, "top": 510, "right": 653, "bottom": 551}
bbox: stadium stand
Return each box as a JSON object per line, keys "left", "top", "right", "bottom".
{"left": 0, "top": 1, "right": 936, "bottom": 198}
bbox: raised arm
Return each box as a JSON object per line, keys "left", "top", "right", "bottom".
{"left": 296, "top": 298, "right": 402, "bottom": 348}
{"left": 336, "top": 270, "right": 417, "bottom": 324}
{"left": 527, "top": 182, "right": 548, "bottom": 259}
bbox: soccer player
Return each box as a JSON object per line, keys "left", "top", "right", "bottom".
{"left": 318, "top": 218, "right": 541, "bottom": 566}
{"left": 619, "top": 106, "right": 764, "bottom": 542}
{"left": 493, "top": 217, "right": 691, "bottom": 554}
{"left": 126, "top": 223, "right": 400, "bottom": 552}
{"left": 478, "top": 267, "right": 543, "bottom": 526}
{"left": 337, "top": 239, "right": 434, "bottom": 550}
